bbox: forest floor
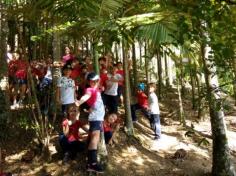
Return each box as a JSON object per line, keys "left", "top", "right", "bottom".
{"left": 1, "top": 88, "right": 236, "bottom": 176}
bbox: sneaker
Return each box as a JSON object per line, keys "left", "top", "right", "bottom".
{"left": 87, "top": 163, "right": 104, "bottom": 173}
{"left": 11, "top": 103, "right": 19, "bottom": 109}
{"left": 62, "top": 152, "right": 70, "bottom": 163}
{"left": 154, "top": 135, "right": 160, "bottom": 140}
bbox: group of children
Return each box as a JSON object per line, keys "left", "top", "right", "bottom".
{"left": 6, "top": 46, "right": 161, "bottom": 173}
{"left": 58, "top": 71, "right": 120, "bottom": 173}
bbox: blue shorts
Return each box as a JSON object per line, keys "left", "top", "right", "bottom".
{"left": 17, "top": 78, "right": 27, "bottom": 85}
{"left": 89, "top": 121, "right": 103, "bottom": 132}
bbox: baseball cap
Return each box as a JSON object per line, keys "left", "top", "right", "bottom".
{"left": 137, "top": 83, "right": 145, "bottom": 91}
{"left": 86, "top": 72, "right": 100, "bottom": 81}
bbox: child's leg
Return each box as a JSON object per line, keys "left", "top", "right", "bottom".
{"left": 19, "top": 81, "right": 27, "bottom": 102}
{"left": 59, "top": 134, "right": 70, "bottom": 153}
{"left": 69, "top": 141, "right": 86, "bottom": 158}
{"left": 150, "top": 114, "right": 161, "bottom": 138}
{"left": 141, "top": 108, "right": 150, "bottom": 119}
{"left": 131, "top": 103, "right": 141, "bottom": 121}
{"left": 88, "top": 121, "right": 101, "bottom": 164}
{"left": 110, "top": 95, "right": 118, "bottom": 113}
{"left": 104, "top": 131, "right": 113, "bottom": 144}
{"left": 87, "top": 121, "right": 104, "bottom": 172}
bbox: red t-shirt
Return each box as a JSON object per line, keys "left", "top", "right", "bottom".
{"left": 85, "top": 87, "right": 99, "bottom": 107}
{"left": 62, "top": 119, "right": 83, "bottom": 142}
{"left": 99, "top": 72, "right": 108, "bottom": 89}
{"left": 8, "top": 60, "right": 17, "bottom": 77}
{"left": 70, "top": 65, "right": 81, "bottom": 86}
{"left": 15, "top": 60, "right": 28, "bottom": 79}
{"left": 137, "top": 91, "right": 148, "bottom": 108}
{"left": 103, "top": 120, "right": 112, "bottom": 133}
{"left": 31, "top": 66, "right": 46, "bottom": 79}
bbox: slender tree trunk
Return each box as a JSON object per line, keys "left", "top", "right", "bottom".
{"left": 122, "top": 39, "right": 134, "bottom": 135}
{"left": 115, "top": 42, "right": 119, "bottom": 62}
{"left": 164, "top": 50, "right": 170, "bottom": 87}
{"left": 232, "top": 55, "right": 236, "bottom": 106}
{"left": 189, "top": 61, "right": 196, "bottom": 110}
{"left": 195, "top": 68, "right": 205, "bottom": 120}
{"left": 201, "top": 32, "right": 236, "bottom": 175}
{"left": 144, "top": 41, "right": 149, "bottom": 84}
{"left": 86, "top": 36, "right": 89, "bottom": 56}
{"left": 92, "top": 41, "right": 99, "bottom": 74}
{"left": 131, "top": 40, "right": 138, "bottom": 90}
{"left": 0, "top": 0, "right": 11, "bottom": 121}
{"left": 176, "top": 69, "right": 186, "bottom": 126}
{"left": 52, "top": 31, "right": 61, "bottom": 125}
{"left": 179, "top": 58, "right": 185, "bottom": 97}
{"left": 157, "top": 47, "right": 162, "bottom": 100}
{"left": 139, "top": 41, "right": 142, "bottom": 68}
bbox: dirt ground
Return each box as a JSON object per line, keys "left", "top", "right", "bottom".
{"left": 1, "top": 90, "right": 236, "bottom": 176}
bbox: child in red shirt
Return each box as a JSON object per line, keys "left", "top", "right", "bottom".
{"left": 59, "top": 104, "right": 88, "bottom": 163}
{"left": 131, "top": 83, "right": 150, "bottom": 122}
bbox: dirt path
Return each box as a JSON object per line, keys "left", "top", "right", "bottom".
{"left": 1, "top": 92, "right": 236, "bottom": 176}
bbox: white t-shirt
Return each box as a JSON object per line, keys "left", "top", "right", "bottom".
{"left": 148, "top": 92, "right": 160, "bottom": 114}
{"left": 44, "top": 66, "right": 52, "bottom": 80}
{"left": 104, "top": 73, "right": 123, "bottom": 96}
{"left": 88, "top": 90, "right": 105, "bottom": 121}
{"left": 57, "top": 76, "right": 75, "bottom": 105}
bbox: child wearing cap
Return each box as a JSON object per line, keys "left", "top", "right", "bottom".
{"left": 56, "top": 64, "right": 76, "bottom": 117}
{"left": 75, "top": 72, "right": 105, "bottom": 173}
{"left": 131, "top": 83, "right": 150, "bottom": 122}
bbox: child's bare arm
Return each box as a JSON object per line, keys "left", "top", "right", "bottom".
{"left": 63, "top": 124, "right": 69, "bottom": 136}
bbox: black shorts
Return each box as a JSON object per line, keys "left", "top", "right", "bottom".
{"left": 89, "top": 121, "right": 103, "bottom": 132}
{"left": 117, "top": 85, "right": 123, "bottom": 97}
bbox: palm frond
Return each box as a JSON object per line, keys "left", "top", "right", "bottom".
{"left": 99, "top": 0, "right": 130, "bottom": 17}
{"left": 135, "top": 23, "right": 174, "bottom": 45}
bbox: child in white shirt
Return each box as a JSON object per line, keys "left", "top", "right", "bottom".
{"left": 56, "top": 64, "right": 76, "bottom": 117}
{"left": 148, "top": 83, "right": 161, "bottom": 140}
{"left": 104, "top": 65, "right": 123, "bottom": 113}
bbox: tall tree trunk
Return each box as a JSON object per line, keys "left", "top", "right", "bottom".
{"left": 115, "top": 42, "right": 119, "bottom": 62}
{"left": 0, "top": 0, "right": 11, "bottom": 121}
{"left": 86, "top": 36, "right": 89, "bottom": 56}
{"left": 139, "top": 41, "right": 142, "bottom": 68}
{"left": 131, "top": 40, "right": 138, "bottom": 90}
{"left": 176, "top": 69, "right": 186, "bottom": 126}
{"left": 164, "top": 50, "right": 170, "bottom": 87}
{"left": 92, "top": 41, "right": 99, "bottom": 74}
{"left": 189, "top": 60, "right": 196, "bottom": 110}
{"left": 122, "top": 39, "right": 134, "bottom": 136}
{"left": 179, "top": 58, "right": 185, "bottom": 97}
{"left": 233, "top": 55, "right": 236, "bottom": 106}
{"left": 201, "top": 29, "right": 236, "bottom": 175}
{"left": 144, "top": 41, "right": 149, "bottom": 84}
{"left": 157, "top": 47, "right": 162, "bottom": 100}
{"left": 52, "top": 31, "right": 61, "bottom": 125}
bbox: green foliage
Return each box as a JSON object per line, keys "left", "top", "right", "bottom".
{"left": 198, "top": 137, "right": 210, "bottom": 147}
